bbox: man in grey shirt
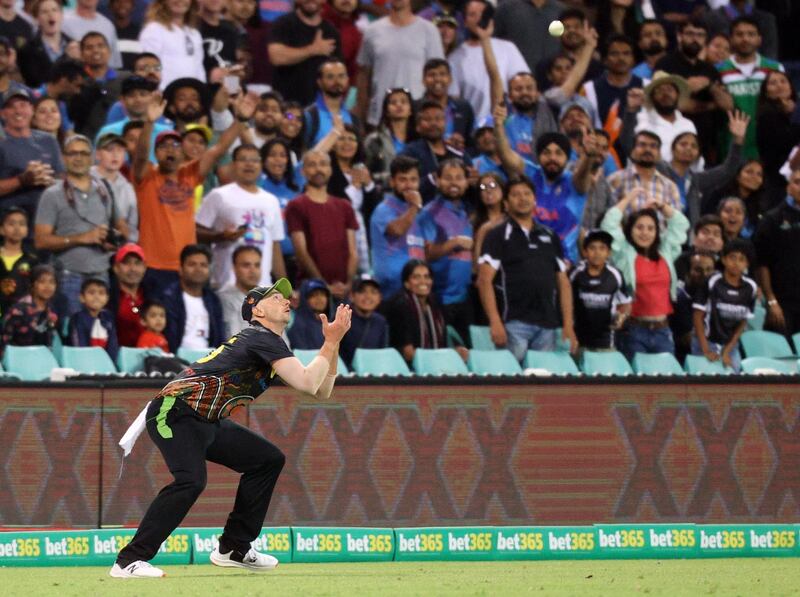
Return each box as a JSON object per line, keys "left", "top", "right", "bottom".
{"left": 34, "top": 135, "right": 129, "bottom": 315}
{"left": 218, "top": 245, "right": 263, "bottom": 337}
{"left": 356, "top": 0, "right": 444, "bottom": 126}
{"left": 494, "top": 0, "right": 565, "bottom": 73}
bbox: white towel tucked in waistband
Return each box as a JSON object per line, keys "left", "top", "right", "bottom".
{"left": 118, "top": 401, "right": 151, "bottom": 457}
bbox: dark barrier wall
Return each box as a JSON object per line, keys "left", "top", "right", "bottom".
{"left": 1, "top": 381, "right": 799, "bottom": 528}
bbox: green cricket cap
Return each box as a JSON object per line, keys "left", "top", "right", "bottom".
{"left": 241, "top": 278, "right": 293, "bottom": 321}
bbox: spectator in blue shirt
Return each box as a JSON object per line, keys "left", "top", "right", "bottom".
{"left": 503, "top": 71, "right": 559, "bottom": 161}
{"left": 370, "top": 156, "right": 427, "bottom": 298}
{"left": 472, "top": 121, "right": 508, "bottom": 181}
{"left": 495, "top": 103, "right": 597, "bottom": 264}
{"left": 340, "top": 274, "right": 389, "bottom": 366}
{"left": 260, "top": 138, "right": 302, "bottom": 272}
{"left": 67, "top": 277, "right": 119, "bottom": 361}
{"left": 417, "top": 158, "right": 474, "bottom": 344}
{"left": 415, "top": 58, "right": 474, "bottom": 151}
{"left": 303, "top": 58, "right": 361, "bottom": 147}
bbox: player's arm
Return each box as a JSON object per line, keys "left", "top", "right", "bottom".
{"left": 272, "top": 304, "right": 351, "bottom": 398}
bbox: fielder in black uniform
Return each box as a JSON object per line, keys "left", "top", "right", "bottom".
{"left": 110, "top": 278, "right": 351, "bottom": 578}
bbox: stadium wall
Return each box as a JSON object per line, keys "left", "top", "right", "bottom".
{"left": 1, "top": 380, "right": 799, "bottom": 529}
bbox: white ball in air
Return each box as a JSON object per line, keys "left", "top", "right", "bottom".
{"left": 548, "top": 20, "right": 565, "bottom": 37}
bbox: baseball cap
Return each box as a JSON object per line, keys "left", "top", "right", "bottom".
{"left": 155, "top": 130, "right": 182, "bottom": 147}
{"left": 582, "top": 229, "right": 614, "bottom": 249}
{"left": 183, "top": 123, "right": 213, "bottom": 144}
{"left": 352, "top": 273, "right": 381, "bottom": 292}
{"left": 114, "top": 243, "right": 146, "bottom": 264}
{"left": 433, "top": 15, "right": 458, "bottom": 27}
{"left": 558, "top": 97, "right": 593, "bottom": 122}
{"left": 241, "top": 277, "right": 293, "bottom": 322}
{"left": 96, "top": 132, "right": 126, "bottom": 150}
{"left": 1, "top": 87, "right": 32, "bottom": 108}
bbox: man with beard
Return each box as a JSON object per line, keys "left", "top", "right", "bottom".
{"left": 535, "top": 8, "right": 604, "bottom": 93}
{"left": 417, "top": 158, "right": 474, "bottom": 347}
{"left": 632, "top": 19, "right": 668, "bottom": 81}
{"left": 472, "top": 123, "right": 507, "bottom": 180}
{"left": 715, "top": 16, "right": 783, "bottom": 160}
{"left": 493, "top": 102, "right": 596, "bottom": 264}
{"left": 448, "top": 0, "right": 529, "bottom": 122}
{"left": 401, "top": 100, "right": 474, "bottom": 203}
{"left": 70, "top": 32, "right": 123, "bottom": 138}
{"left": 285, "top": 150, "right": 358, "bottom": 301}
{"left": 655, "top": 19, "right": 733, "bottom": 164}
{"left": 268, "top": 0, "right": 341, "bottom": 106}
{"left": 416, "top": 58, "right": 473, "bottom": 152}
{"left": 133, "top": 92, "right": 258, "bottom": 293}
{"left": 304, "top": 58, "right": 360, "bottom": 147}
{"left": 622, "top": 71, "right": 697, "bottom": 163}
{"left": 705, "top": 0, "right": 779, "bottom": 60}
{"left": 163, "top": 78, "right": 210, "bottom": 132}
{"left": 607, "top": 130, "right": 681, "bottom": 213}
{"left": 250, "top": 92, "right": 284, "bottom": 149}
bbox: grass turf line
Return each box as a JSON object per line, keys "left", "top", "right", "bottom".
{"left": 1, "top": 559, "right": 798, "bottom": 596}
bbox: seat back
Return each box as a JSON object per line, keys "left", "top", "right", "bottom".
{"left": 293, "top": 349, "right": 349, "bottom": 374}
{"left": 580, "top": 350, "right": 633, "bottom": 376}
{"left": 683, "top": 354, "right": 732, "bottom": 375}
{"left": 117, "top": 347, "right": 166, "bottom": 374}
{"left": 2, "top": 345, "right": 59, "bottom": 381}
{"left": 469, "top": 326, "right": 495, "bottom": 351}
{"left": 467, "top": 350, "right": 522, "bottom": 375}
{"left": 632, "top": 352, "right": 683, "bottom": 376}
{"left": 412, "top": 348, "right": 469, "bottom": 375}
{"left": 741, "top": 357, "right": 796, "bottom": 375}
{"left": 740, "top": 330, "right": 794, "bottom": 359}
{"left": 60, "top": 346, "right": 117, "bottom": 374}
{"left": 176, "top": 347, "right": 214, "bottom": 364}
{"left": 523, "top": 351, "right": 579, "bottom": 375}
{"left": 352, "top": 348, "right": 411, "bottom": 376}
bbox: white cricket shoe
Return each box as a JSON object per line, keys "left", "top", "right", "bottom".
{"left": 210, "top": 546, "right": 278, "bottom": 571}
{"left": 109, "top": 560, "right": 165, "bottom": 578}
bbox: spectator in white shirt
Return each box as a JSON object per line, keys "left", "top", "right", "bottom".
{"left": 217, "top": 245, "right": 262, "bottom": 336}
{"left": 139, "top": 0, "right": 205, "bottom": 88}
{"left": 62, "top": 0, "right": 123, "bottom": 69}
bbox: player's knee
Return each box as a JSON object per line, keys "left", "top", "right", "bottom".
{"left": 176, "top": 471, "right": 207, "bottom": 497}
{"left": 267, "top": 448, "right": 285, "bottom": 472}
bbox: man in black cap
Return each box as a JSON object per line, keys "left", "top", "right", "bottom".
{"left": 339, "top": 273, "right": 389, "bottom": 366}
{"left": 111, "top": 277, "right": 352, "bottom": 578}
{"left": 569, "top": 229, "right": 631, "bottom": 352}
{"left": 0, "top": 88, "right": 63, "bottom": 225}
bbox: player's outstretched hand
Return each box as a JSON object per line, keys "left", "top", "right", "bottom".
{"left": 320, "top": 304, "right": 352, "bottom": 344}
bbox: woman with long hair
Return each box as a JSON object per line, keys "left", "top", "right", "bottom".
{"left": 364, "top": 88, "right": 416, "bottom": 188}
{"left": 757, "top": 70, "right": 800, "bottom": 194}
{"left": 18, "top": 0, "right": 78, "bottom": 88}
{"left": 279, "top": 101, "right": 305, "bottom": 162}
{"left": 32, "top": 96, "right": 64, "bottom": 146}
{"left": 601, "top": 189, "right": 689, "bottom": 360}
{"left": 472, "top": 172, "right": 506, "bottom": 268}
{"left": 704, "top": 159, "right": 773, "bottom": 234}
{"left": 260, "top": 137, "right": 299, "bottom": 277}
{"left": 139, "top": 0, "right": 205, "bottom": 87}
{"left": 717, "top": 196, "right": 750, "bottom": 241}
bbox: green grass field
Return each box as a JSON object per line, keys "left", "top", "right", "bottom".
{"left": 2, "top": 559, "right": 799, "bottom": 596}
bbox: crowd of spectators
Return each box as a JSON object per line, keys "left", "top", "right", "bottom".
{"left": 0, "top": 0, "right": 798, "bottom": 373}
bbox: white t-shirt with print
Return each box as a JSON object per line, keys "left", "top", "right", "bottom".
{"left": 181, "top": 293, "right": 210, "bottom": 349}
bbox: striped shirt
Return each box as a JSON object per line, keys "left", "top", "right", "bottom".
{"left": 606, "top": 165, "right": 682, "bottom": 213}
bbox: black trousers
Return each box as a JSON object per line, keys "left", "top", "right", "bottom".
{"left": 117, "top": 397, "right": 285, "bottom": 566}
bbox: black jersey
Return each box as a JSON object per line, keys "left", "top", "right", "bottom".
{"left": 157, "top": 321, "right": 294, "bottom": 421}
{"left": 693, "top": 272, "right": 757, "bottom": 345}
{"left": 570, "top": 262, "right": 631, "bottom": 349}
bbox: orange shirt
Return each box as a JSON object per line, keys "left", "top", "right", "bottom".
{"left": 136, "top": 329, "right": 170, "bottom": 352}
{"left": 135, "top": 160, "right": 202, "bottom": 271}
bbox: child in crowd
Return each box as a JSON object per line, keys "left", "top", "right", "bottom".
{"left": 674, "top": 215, "right": 724, "bottom": 279}
{"left": 570, "top": 230, "right": 631, "bottom": 352}
{"left": 671, "top": 250, "right": 717, "bottom": 363}
{"left": 340, "top": 274, "right": 389, "bottom": 366}
{"left": 0, "top": 207, "right": 38, "bottom": 316}
{"left": 136, "top": 301, "right": 170, "bottom": 352}
{"left": 287, "top": 279, "right": 332, "bottom": 350}
{"left": 1, "top": 265, "right": 58, "bottom": 350}
{"left": 68, "top": 279, "right": 119, "bottom": 361}
{"left": 692, "top": 239, "right": 757, "bottom": 372}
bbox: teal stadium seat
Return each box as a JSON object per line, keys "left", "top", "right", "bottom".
{"left": 580, "top": 350, "right": 633, "bottom": 376}
{"left": 60, "top": 346, "right": 117, "bottom": 374}
{"left": 412, "top": 348, "right": 469, "bottom": 375}
{"left": 747, "top": 303, "right": 766, "bottom": 331}
{"left": 792, "top": 333, "right": 800, "bottom": 355}
{"left": 2, "top": 345, "right": 59, "bottom": 381}
{"left": 740, "top": 330, "right": 795, "bottom": 359}
{"left": 523, "top": 351, "right": 579, "bottom": 375}
{"left": 446, "top": 325, "right": 466, "bottom": 348}
{"left": 632, "top": 352, "right": 684, "bottom": 376}
{"left": 117, "top": 347, "right": 166, "bottom": 374}
{"left": 0, "top": 360, "right": 20, "bottom": 380}
{"left": 469, "top": 325, "right": 495, "bottom": 350}
{"left": 741, "top": 357, "right": 796, "bottom": 375}
{"left": 467, "top": 350, "right": 522, "bottom": 375}
{"left": 352, "top": 348, "right": 411, "bottom": 376}
{"left": 293, "top": 349, "right": 349, "bottom": 374}
{"left": 683, "top": 354, "right": 733, "bottom": 375}
{"left": 177, "top": 347, "right": 214, "bottom": 364}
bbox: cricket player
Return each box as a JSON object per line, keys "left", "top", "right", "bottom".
{"left": 110, "top": 278, "right": 351, "bottom": 578}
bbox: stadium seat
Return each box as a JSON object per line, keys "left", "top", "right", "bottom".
{"left": 467, "top": 349, "right": 522, "bottom": 375}
{"left": 747, "top": 303, "right": 766, "bottom": 331}
{"left": 469, "top": 325, "right": 495, "bottom": 350}
{"left": 117, "top": 347, "right": 166, "bottom": 374}
{"left": 177, "top": 347, "right": 214, "bottom": 364}
{"left": 683, "top": 354, "right": 733, "bottom": 375}
{"left": 740, "top": 330, "right": 795, "bottom": 359}
{"left": 60, "top": 346, "right": 117, "bottom": 374}
{"left": 50, "top": 331, "right": 63, "bottom": 364}
{"left": 580, "top": 350, "right": 633, "bottom": 376}
{"left": 741, "top": 357, "right": 796, "bottom": 375}
{"left": 293, "top": 349, "right": 349, "bottom": 374}
{"left": 351, "top": 348, "right": 411, "bottom": 376}
{"left": 446, "top": 325, "right": 466, "bottom": 348}
{"left": 2, "top": 345, "right": 59, "bottom": 381}
{"left": 523, "top": 351, "right": 579, "bottom": 375}
{"left": 792, "top": 333, "right": 800, "bottom": 355}
{"left": 632, "top": 352, "right": 684, "bottom": 376}
{"left": 412, "top": 348, "right": 469, "bottom": 375}
{"left": 0, "top": 361, "right": 20, "bottom": 381}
